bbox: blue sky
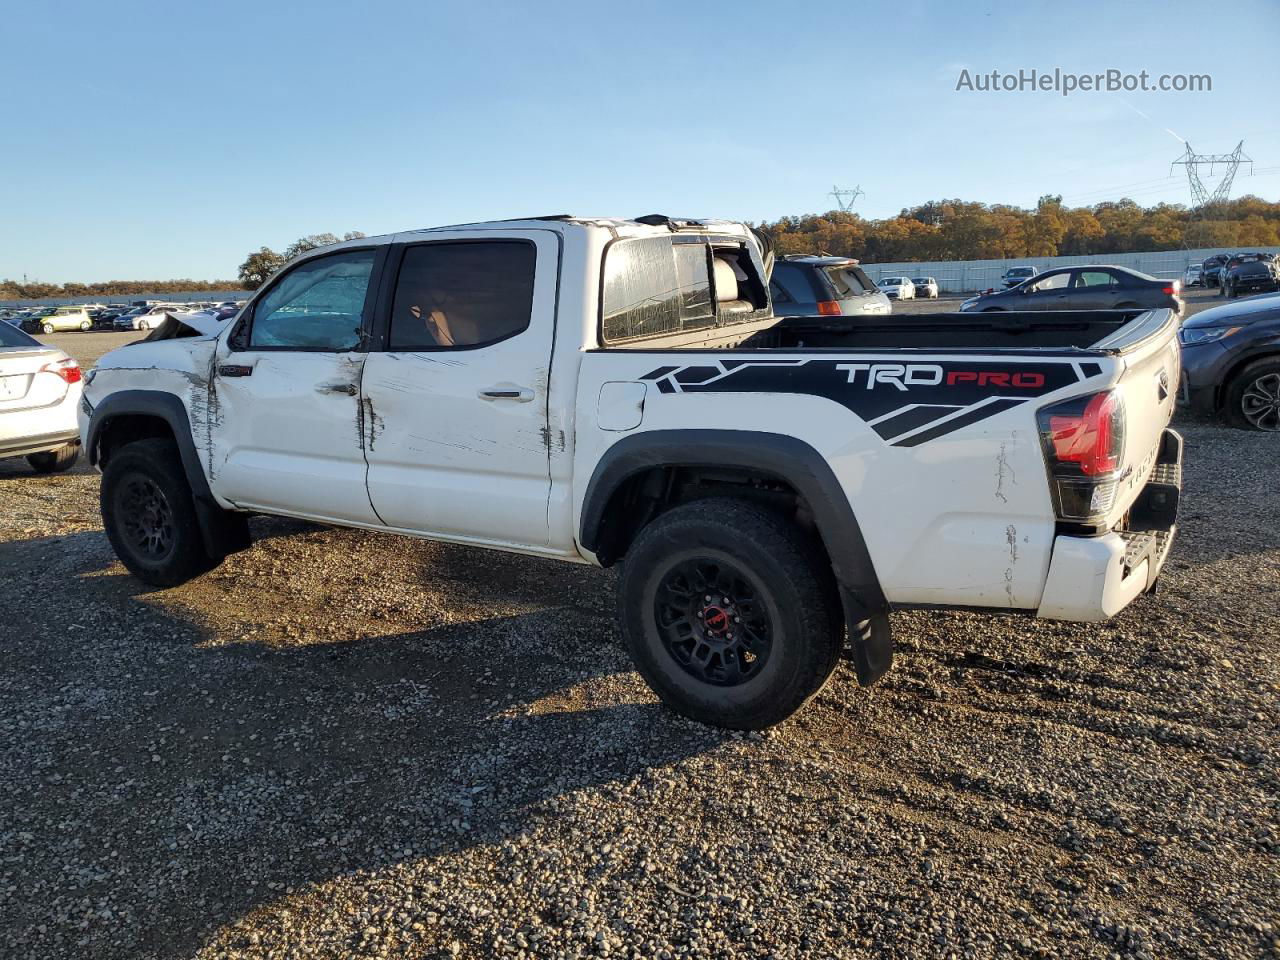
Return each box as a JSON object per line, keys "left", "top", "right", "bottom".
{"left": 2, "top": 0, "right": 1278, "bottom": 283}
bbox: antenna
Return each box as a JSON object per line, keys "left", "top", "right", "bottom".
{"left": 829, "top": 184, "right": 864, "bottom": 213}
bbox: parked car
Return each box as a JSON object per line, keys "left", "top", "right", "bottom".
{"left": 960, "top": 266, "right": 1183, "bottom": 314}
{"left": 1182, "top": 264, "right": 1204, "bottom": 287}
{"left": 1220, "top": 253, "right": 1280, "bottom": 299}
{"left": 0, "top": 321, "right": 82, "bottom": 472}
{"left": 1180, "top": 293, "right": 1280, "bottom": 431}
{"left": 1001, "top": 265, "right": 1038, "bottom": 288}
{"left": 877, "top": 276, "right": 915, "bottom": 300}
{"left": 768, "top": 256, "right": 891, "bottom": 318}
{"left": 93, "top": 307, "right": 131, "bottom": 330}
{"left": 911, "top": 277, "right": 939, "bottom": 299}
{"left": 1202, "top": 254, "right": 1231, "bottom": 289}
{"left": 21, "top": 306, "right": 93, "bottom": 333}
{"left": 114, "top": 303, "right": 180, "bottom": 331}
{"left": 81, "top": 215, "right": 1182, "bottom": 730}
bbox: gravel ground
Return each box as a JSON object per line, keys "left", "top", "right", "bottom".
{"left": 1, "top": 309, "right": 1276, "bottom": 959}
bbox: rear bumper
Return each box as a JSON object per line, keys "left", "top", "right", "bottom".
{"left": 1037, "top": 429, "right": 1182, "bottom": 621}
{"left": 0, "top": 429, "right": 80, "bottom": 459}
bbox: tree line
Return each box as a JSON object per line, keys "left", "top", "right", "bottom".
{"left": 755, "top": 195, "right": 1280, "bottom": 263}
{"left": 7, "top": 199, "right": 1280, "bottom": 301}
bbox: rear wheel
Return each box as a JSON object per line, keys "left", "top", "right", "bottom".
{"left": 618, "top": 498, "right": 843, "bottom": 730}
{"left": 101, "top": 438, "right": 219, "bottom": 586}
{"left": 78, "top": 320, "right": 91, "bottom": 331}
{"left": 27, "top": 443, "right": 79, "bottom": 473}
{"left": 1225, "top": 358, "right": 1280, "bottom": 431}
{"left": 41, "top": 322, "right": 54, "bottom": 334}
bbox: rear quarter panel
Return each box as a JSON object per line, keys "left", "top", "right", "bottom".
{"left": 574, "top": 349, "right": 1122, "bottom": 610}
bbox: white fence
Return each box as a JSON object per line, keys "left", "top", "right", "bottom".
{"left": 863, "top": 246, "right": 1280, "bottom": 295}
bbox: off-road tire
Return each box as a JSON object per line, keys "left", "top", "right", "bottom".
{"left": 27, "top": 443, "right": 79, "bottom": 473}
{"left": 101, "top": 438, "right": 218, "bottom": 587}
{"left": 1224, "top": 357, "right": 1280, "bottom": 431}
{"left": 618, "top": 497, "right": 844, "bottom": 730}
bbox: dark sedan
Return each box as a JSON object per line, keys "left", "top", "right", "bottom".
{"left": 1180, "top": 292, "right": 1280, "bottom": 431}
{"left": 1202, "top": 253, "right": 1231, "bottom": 289}
{"left": 960, "top": 265, "right": 1183, "bottom": 314}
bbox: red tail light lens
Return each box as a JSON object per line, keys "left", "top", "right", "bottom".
{"left": 1044, "top": 391, "right": 1124, "bottom": 476}
{"left": 39, "top": 359, "right": 82, "bottom": 384}
{"left": 816, "top": 300, "right": 842, "bottom": 316}
{"left": 1037, "top": 391, "right": 1126, "bottom": 524}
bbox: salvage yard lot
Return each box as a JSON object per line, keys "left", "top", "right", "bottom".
{"left": 2, "top": 296, "right": 1277, "bottom": 959}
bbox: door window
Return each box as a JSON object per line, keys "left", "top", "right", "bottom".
{"left": 1028, "top": 271, "right": 1070, "bottom": 293}
{"left": 1075, "top": 270, "right": 1118, "bottom": 288}
{"left": 248, "top": 250, "right": 376, "bottom": 350}
{"left": 388, "top": 241, "right": 536, "bottom": 350}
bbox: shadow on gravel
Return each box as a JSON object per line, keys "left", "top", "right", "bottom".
{"left": 1, "top": 554, "right": 719, "bottom": 959}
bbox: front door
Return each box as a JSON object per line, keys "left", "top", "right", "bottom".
{"left": 209, "top": 247, "right": 382, "bottom": 525}
{"left": 360, "top": 231, "right": 558, "bottom": 548}
{"left": 1022, "top": 269, "right": 1073, "bottom": 310}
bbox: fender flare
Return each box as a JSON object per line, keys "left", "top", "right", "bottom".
{"left": 87, "top": 390, "right": 248, "bottom": 559}
{"left": 580, "top": 429, "right": 888, "bottom": 615}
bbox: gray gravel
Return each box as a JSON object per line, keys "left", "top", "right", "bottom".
{"left": 0, "top": 319, "right": 1276, "bottom": 959}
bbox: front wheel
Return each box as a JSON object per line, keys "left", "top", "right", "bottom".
{"left": 101, "top": 438, "right": 219, "bottom": 586}
{"left": 618, "top": 498, "right": 843, "bottom": 730}
{"left": 1226, "top": 359, "right": 1280, "bottom": 431}
{"left": 41, "top": 323, "right": 54, "bottom": 334}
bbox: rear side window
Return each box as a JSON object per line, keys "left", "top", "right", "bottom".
{"left": 389, "top": 241, "right": 535, "bottom": 350}
{"left": 602, "top": 237, "right": 714, "bottom": 342}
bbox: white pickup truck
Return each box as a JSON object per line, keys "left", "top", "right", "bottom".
{"left": 80, "top": 216, "right": 1183, "bottom": 729}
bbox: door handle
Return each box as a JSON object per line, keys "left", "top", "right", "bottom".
{"left": 479, "top": 385, "right": 534, "bottom": 402}
{"left": 318, "top": 382, "right": 358, "bottom": 396}
{"left": 217, "top": 364, "right": 253, "bottom": 377}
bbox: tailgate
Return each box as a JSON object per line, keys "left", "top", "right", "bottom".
{"left": 1099, "top": 310, "right": 1181, "bottom": 525}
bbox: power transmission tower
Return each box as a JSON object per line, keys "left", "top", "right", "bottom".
{"left": 1171, "top": 141, "right": 1252, "bottom": 209}
{"left": 829, "top": 184, "right": 864, "bottom": 213}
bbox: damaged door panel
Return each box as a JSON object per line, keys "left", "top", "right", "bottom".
{"left": 206, "top": 248, "right": 382, "bottom": 524}
{"left": 360, "top": 231, "right": 559, "bottom": 547}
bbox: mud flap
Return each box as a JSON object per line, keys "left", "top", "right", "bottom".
{"left": 842, "top": 592, "right": 893, "bottom": 685}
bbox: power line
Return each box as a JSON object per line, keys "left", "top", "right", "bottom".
{"left": 1171, "top": 140, "right": 1253, "bottom": 208}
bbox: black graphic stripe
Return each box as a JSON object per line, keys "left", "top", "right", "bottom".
{"left": 870, "top": 405, "right": 964, "bottom": 441}
{"left": 891, "top": 398, "right": 1024, "bottom": 447}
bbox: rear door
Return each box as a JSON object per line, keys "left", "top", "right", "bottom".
{"left": 359, "top": 230, "right": 558, "bottom": 547}
{"left": 1072, "top": 268, "right": 1123, "bottom": 309}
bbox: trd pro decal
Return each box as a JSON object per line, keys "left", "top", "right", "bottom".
{"left": 640, "top": 358, "right": 1097, "bottom": 446}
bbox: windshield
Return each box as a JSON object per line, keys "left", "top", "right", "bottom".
{"left": 912, "top": 278, "right": 928, "bottom": 284}
{"left": 881, "top": 278, "right": 900, "bottom": 286}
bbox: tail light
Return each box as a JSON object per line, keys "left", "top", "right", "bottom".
{"left": 1161, "top": 280, "right": 1181, "bottom": 295}
{"left": 816, "top": 300, "right": 842, "bottom": 316}
{"left": 39, "top": 358, "right": 82, "bottom": 384}
{"left": 1036, "top": 390, "right": 1125, "bottom": 525}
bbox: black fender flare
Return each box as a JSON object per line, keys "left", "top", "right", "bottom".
{"left": 87, "top": 390, "right": 249, "bottom": 559}
{"left": 580, "top": 429, "right": 891, "bottom": 682}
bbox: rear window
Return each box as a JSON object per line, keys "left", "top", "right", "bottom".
{"left": 602, "top": 237, "right": 714, "bottom": 342}
{"left": 771, "top": 262, "right": 821, "bottom": 304}
{"left": 0, "top": 323, "right": 39, "bottom": 348}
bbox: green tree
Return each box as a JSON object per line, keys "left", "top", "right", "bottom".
{"left": 238, "top": 247, "right": 286, "bottom": 290}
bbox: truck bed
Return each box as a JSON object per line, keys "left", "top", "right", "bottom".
{"left": 603, "top": 309, "right": 1172, "bottom": 355}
